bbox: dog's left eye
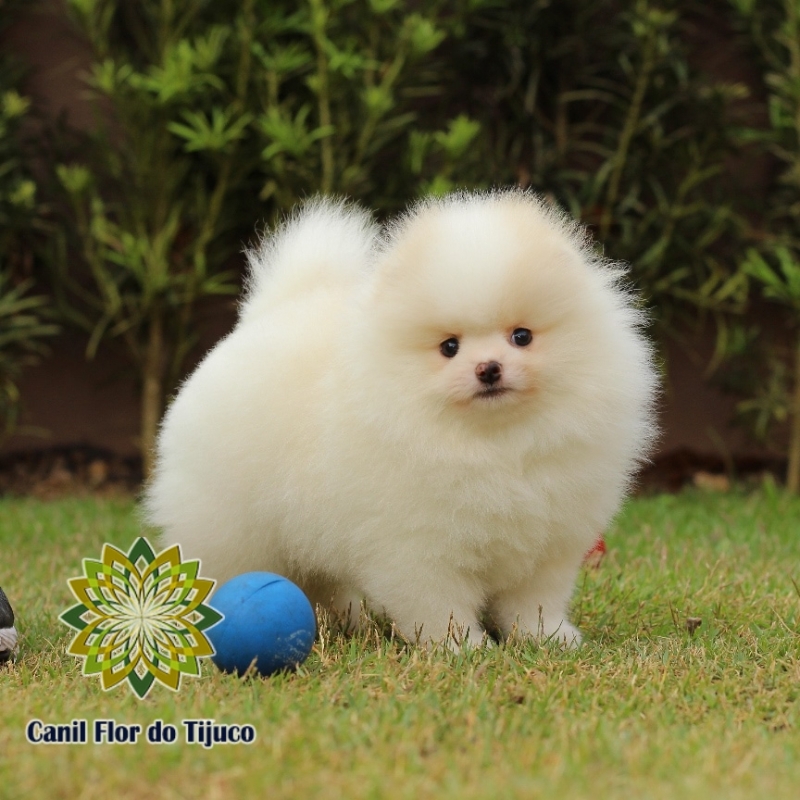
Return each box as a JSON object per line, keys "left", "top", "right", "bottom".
{"left": 511, "top": 328, "right": 533, "bottom": 347}
{"left": 440, "top": 337, "right": 460, "bottom": 358}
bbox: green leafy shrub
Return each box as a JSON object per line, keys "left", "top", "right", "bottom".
{"left": 0, "top": 276, "right": 57, "bottom": 439}
{"left": 246, "top": 0, "right": 477, "bottom": 211}
{"left": 53, "top": 0, "right": 261, "bottom": 476}
{"left": 727, "top": 0, "right": 800, "bottom": 491}
{"left": 448, "top": 0, "right": 749, "bottom": 337}
{"left": 51, "top": 0, "right": 478, "bottom": 475}
{"left": 43, "top": 0, "right": 800, "bottom": 483}
{"left": 0, "top": 3, "right": 58, "bottom": 440}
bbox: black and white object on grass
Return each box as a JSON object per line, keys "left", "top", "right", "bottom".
{"left": 0, "top": 585, "right": 17, "bottom": 663}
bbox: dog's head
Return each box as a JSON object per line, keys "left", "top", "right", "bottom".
{"left": 368, "top": 195, "right": 630, "bottom": 412}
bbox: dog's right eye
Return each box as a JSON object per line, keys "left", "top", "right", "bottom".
{"left": 440, "top": 337, "right": 459, "bottom": 358}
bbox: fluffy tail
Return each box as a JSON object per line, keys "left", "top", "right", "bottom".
{"left": 240, "top": 197, "right": 378, "bottom": 322}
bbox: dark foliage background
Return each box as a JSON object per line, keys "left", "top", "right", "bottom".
{"left": 1, "top": 0, "right": 799, "bottom": 486}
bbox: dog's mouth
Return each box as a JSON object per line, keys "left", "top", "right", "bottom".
{"left": 474, "top": 386, "right": 510, "bottom": 400}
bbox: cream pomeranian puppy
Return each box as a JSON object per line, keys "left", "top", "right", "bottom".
{"left": 145, "top": 190, "right": 657, "bottom": 647}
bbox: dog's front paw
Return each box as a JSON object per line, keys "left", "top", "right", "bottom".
{"left": 504, "top": 615, "right": 582, "bottom": 649}
{"left": 543, "top": 621, "right": 582, "bottom": 649}
{"left": 442, "top": 620, "right": 494, "bottom": 653}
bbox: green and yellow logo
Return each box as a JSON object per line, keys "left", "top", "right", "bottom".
{"left": 60, "top": 538, "right": 222, "bottom": 699}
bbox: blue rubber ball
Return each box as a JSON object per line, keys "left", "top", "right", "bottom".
{"left": 207, "top": 572, "right": 316, "bottom": 676}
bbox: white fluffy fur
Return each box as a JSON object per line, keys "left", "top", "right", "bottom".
{"left": 145, "top": 190, "right": 658, "bottom": 647}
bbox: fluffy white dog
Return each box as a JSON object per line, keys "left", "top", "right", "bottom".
{"left": 145, "top": 191, "right": 657, "bottom": 647}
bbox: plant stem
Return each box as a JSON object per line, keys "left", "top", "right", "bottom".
{"left": 235, "top": 0, "right": 255, "bottom": 106}
{"left": 785, "top": 0, "right": 800, "bottom": 493}
{"left": 169, "top": 0, "right": 254, "bottom": 390}
{"left": 786, "top": 0, "right": 800, "bottom": 156}
{"left": 141, "top": 302, "right": 164, "bottom": 480}
{"left": 353, "top": 41, "right": 407, "bottom": 170}
{"left": 787, "top": 327, "right": 800, "bottom": 493}
{"left": 600, "top": 28, "right": 657, "bottom": 241}
{"left": 310, "top": 0, "right": 334, "bottom": 194}
{"left": 555, "top": 76, "right": 568, "bottom": 159}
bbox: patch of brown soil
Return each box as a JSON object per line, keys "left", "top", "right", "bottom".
{"left": 0, "top": 444, "right": 787, "bottom": 499}
{"left": 0, "top": 446, "right": 142, "bottom": 499}
{"left": 636, "top": 447, "right": 786, "bottom": 493}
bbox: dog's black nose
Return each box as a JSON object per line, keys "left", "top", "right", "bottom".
{"left": 476, "top": 361, "right": 503, "bottom": 385}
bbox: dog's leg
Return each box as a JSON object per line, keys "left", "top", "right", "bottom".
{"left": 360, "top": 567, "right": 487, "bottom": 649}
{"left": 491, "top": 552, "right": 584, "bottom": 647}
{"left": 328, "top": 586, "right": 367, "bottom": 632}
{"left": 301, "top": 578, "right": 363, "bottom": 633}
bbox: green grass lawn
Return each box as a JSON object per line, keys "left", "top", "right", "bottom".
{"left": 1, "top": 487, "right": 799, "bottom": 799}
